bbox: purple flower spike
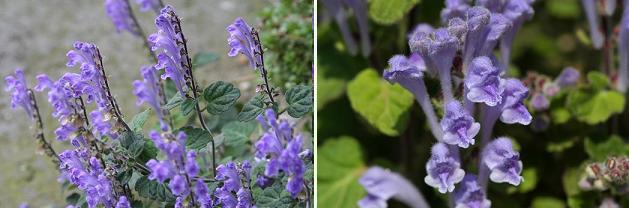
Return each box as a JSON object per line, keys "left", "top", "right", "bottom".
{"left": 34, "top": 74, "right": 80, "bottom": 141}
{"left": 214, "top": 161, "right": 253, "bottom": 208}
{"left": 146, "top": 159, "right": 174, "bottom": 183}
{"left": 408, "top": 24, "right": 434, "bottom": 41}
{"left": 461, "top": 7, "right": 491, "bottom": 62}
{"left": 530, "top": 93, "right": 549, "bottom": 111}
{"left": 465, "top": 56, "right": 504, "bottom": 106}
{"left": 59, "top": 150, "right": 116, "bottom": 208}
{"left": 581, "top": 0, "right": 604, "bottom": 49}
{"left": 477, "top": 0, "right": 504, "bottom": 12}
{"left": 482, "top": 137, "right": 524, "bottom": 186}
{"left": 480, "top": 13, "right": 512, "bottom": 56}
{"left": 501, "top": 0, "right": 535, "bottom": 66}
{"left": 135, "top": 0, "right": 162, "bottom": 13}
{"left": 424, "top": 143, "right": 465, "bottom": 193}
{"left": 226, "top": 17, "right": 260, "bottom": 70}
{"left": 410, "top": 28, "right": 459, "bottom": 100}
{"left": 194, "top": 180, "right": 213, "bottom": 208}
{"left": 441, "top": 0, "right": 470, "bottom": 22}
{"left": 499, "top": 78, "right": 532, "bottom": 125}
{"left": 358, "top": 166, "right": 429, "bottom": 208}
{"left": 133, "top": 66, "right": 168, "bottom": 131}
{"left": 149, "top": 5, "right": 189, "bottom": 97}
{"left": 5, "top": 69, "right": 34, "bottom": 119}
{"left": 105, "top": 0, "right": 140, "bottom": 36}
{"left": 441, "top": 101, "right": 480, "bottom": 148}
{"left": 618, "top": 6, "right": 629, "bottom": 92}
{"left": 454, "top": 174, "right": 492, "bottom": 208}
{"left": 115, "top": 196, "right": 131, "bottom": 208}
{"left": 169, "top": 174, "right": 188, "bottom": 196}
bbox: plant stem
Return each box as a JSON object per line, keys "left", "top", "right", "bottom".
{"left": 252, "top": 29, "right": 276, "bottom": 104}
{"left": 28, "top": 89, "right": 60, "bottom": 166}
{"left": 95, "top": 48, "right": 133, "bottom": 133}
{"left": 303, "top": 181, "right": 312, "bottom": 208}
{"left": 413, "top": 79, "right": 443, "bottom": 140}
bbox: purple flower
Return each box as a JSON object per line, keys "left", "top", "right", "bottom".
{"left": 555, "top": 67, "right": 580, "bottom": 87}
{"left": 480, "top": 13, "right": 512, "bottom": 56}
{"left": 149, "top": 130, "right": 185, "bottom": 160}
{"left": 133, "top": 66, "right": 168, "bottom": 131}
{"left": 194, "top": 180, "right": 213, "bottom": 208}
{"left": 105, "top": 0, "right": 140, "bottom": 36}
{"left": 530, "top": 93, "right": 549, "bottom": 111}
{"left": 19, "top": 203, "right": 29, "bottom": 208}
{"left": 90, "top": 110, "right": 114, "bottom": 139}
{"left": 408, "top": 24, "right": 434, "bottom": 41}
{"left": 135, "top": 0, "right": 162, "bottom": 13}
{"left": 477, "top": 0, "right": 504, "bottom": 12}
{"left": 441, "top": 101, "right": 480, "bottom": 148}
{"left": 185, "top": 151, "right": 199, "bottom": 177}
{"left": 424, "top": 143, "right": 465, "bottom": 193}
{"left": 581, "top": 0, "right": 604, "bottom": 48}
{"left": 358, "top": 166, "right": 429, "bottom": 208}
{"left": 146, "top": 159, "right": 174, "bottom": 183}
{"left": 618, "top": 5, "right": 629, "bottom": 92}
{"left": 226, "top": 17, "right": 260, "bottom": 70}
{"left": 5, "top": 68, "right": 34, "bottom": 119}
{"left": 169, "top": 174, "right": 188, "bottom": 196}
{"left": 482, "top": 137, "right": 523, "bottom": 185}
{"left": 344, "top": 0, "right": 371, "bottom": 57}
{"left": 34, "top": 74, "right": 80, "bottom": 141}
{"left": 500, "top": 0, "right": 535, "bottom": 66}
{"left": 255, "top": 109, "right": 307, "bottom": 197}
{"left": 115, "top": 196, "right": 131, "bottom": 208}
{"left": 499, "top": 78, "right": 532, "bottom": 125}
{"left": 149, "top": 5, "right": 189, "bottom": 97}
{"left": 383, "top": 55, "right": 424, "bottom": 87}
{"left": 454, "top": 174, "right": 492, "bottom": 208}
{"left": 59, "top": 150, "right": 115, "bottom": 208}
{"left": 460, "top": 7, "right": 490, "bottom": 60}
{"left": 465, "top": 56, "right": 504, "bottom": 106}
{"left": 320, "top": 0, "right": 371, "bottom": 56}
{"left": 410, "top": 28, "right": 459, "bottom": 100}
{"left": 441, "top": 0, "right": 470, "bottom": 22}
{"left": 214, "top": 161, "right": 253, "bottom": 208}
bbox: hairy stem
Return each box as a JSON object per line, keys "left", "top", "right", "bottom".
{"left": 28, "top": 90, "right": 60, "bottom": 166}
{"left": 252, "top": 29, "right": 276, "bottom": 104}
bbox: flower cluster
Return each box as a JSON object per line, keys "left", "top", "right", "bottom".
{"left": 59, "top": 149, "right": 117, "bottom": 208}
{"left": 363, "top": 1, "right": 534, "bottom": 207}
{"left": 226, "top": 17, "right": 260, "bottom": 70}
{"left": 524, "top": 67, "right": 580, "bottom": 112}
{"left": 214, "top": 161, "right": 254, "bottom": 208}
{"left": 149, "top": 5, "right": 190, "bottom": 97}
{"left": 133, "top": 65, "right": 168, "bottom": 131}
{"left": 5, "top": 69, "right": 34, "bottom": 119}
{"left": 254, "top": 108, "right": 307, "bottom": 197}
{"left": 358, "top": 166, "right": 429, "bottom": 208}
{"left": 105, "top": 0, "right": 140, "bottom": 36}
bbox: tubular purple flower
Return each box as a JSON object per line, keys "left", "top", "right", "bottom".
{"left": 321, "top": 0, "right": 358, "bottom": 55}
{"left": 480, "top": 13, "right": 512, "bottom": 56}
{"left": 555, "top": 66, "right": 580, "bottom": 87}
{"left": 477, "top": 0, "right": 504, "bottom": 12}
{"left": 441, "top": 101, "right": 480, "bottom": 148}
{"left": 460, "top": 7, "right": 491, "bottom": 65}
{"left": 133, "top": 66, "right": 168, "bottom": 131}
{"left": 441, "top": 0, "right": 470, "bottom": 22}
{"left": 358, "top": 166, "right": 429, "bottom": 208}
{"left": 499, "top": 78, "right": 532, "bottom": 125}
{"left": 169, "top": 174, "right": 188, "bottom": 196}
{"left": 105, "top": 0, "right": 140, "bottom": 36}
{"left": 408, "top": 24, "right": 434, "bottom": 41}
{"left": 410, "top": 28, "right": 459, "bottom": 101}
{"left": 214, "top": 161, "right": 253, "bottom": 208}
{"left": 618, "top": 3, "right": 629, "bottom": 92}
{"left": 530, "top": 93, "right": 549, "bottom": 111}
{"left": 454, "top": 174, "right": 492, "bottom": 208}
{"left": 194, "top": 180, "right": 213, "bottom": 208}
{"left": 424, "top": 143, "right": 465, "bottom": 193}
{"left": 115, "top": 196, "right": 131, "bottom": 208}
{"left": 35, "top": 74, "right": 81, "bottom": 141}
{"left": 226, "top": 17, "right": 260, "bottom": 70}
{"left": 482, "top": 137, "right": 523, "bottom": 185}
{"left": 135, "top": 0, "right": 162, "bottom": 13}
{"left": 5, "top": 69, "right": 34, "bottom": 119}
{"left": 149, "top": 5, "right": 189, "bottom": 97}
{"left": 146, "top": 159, "right": 175, "bottom": 183}
{"left": 581, "top": 0, "right": 604, "bottom": 49}
{"left": 383, "top": 55, "right": 443, "bottom": 139}
{"left": 59, "top": 150, "right": 116, "bottom": 208}
{"left": 465, "top": 56, "right": 504, "bottom": 106}
{"left": 185, "top": 151, "right": 199, "bottom": 177}
{"left": 500, "top": 0, "right": 535, "bottom": 67}
{"left": 344, "top": 0, "right": 371, "bottom": 57}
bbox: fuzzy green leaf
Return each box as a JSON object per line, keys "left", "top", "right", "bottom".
{"left": 130, "top": 109, "right": 150, "bottom": 132}
{"left": 164, "top": 93, "right": 185, "bottom": 110}
{"left": 179, "top": 127, "right": 212, "bottom": 151}
{"left": 203, "top": 81, "right": 241, "bottom": 115}
{"left": 181, "top": 98, "right": 197, "bottom": 116}
{"left": 135, "top": 176, "right": 175, "bottom": 202}
{"left": 565, "top": 90, "right": 625, "bottom": 124}
{"left": 318, "top": 136, "right": 366, "bottom": 208}
{"left": 238, "top": 95, "right": 266, "bottom": 122}
{"left": 285, "top": 85, "right": 313, "bottom": 118}
{"left": 192, "top": 51, "right": 219, "bottom": 68}
{"left": 584, "top": 135, "right": 629, "bottom": 161}
{"left": 221, "top": 121, "right": 257, "bottom": 147}
{"left": 369, "top": 0, "right": 419, "bottom": 25}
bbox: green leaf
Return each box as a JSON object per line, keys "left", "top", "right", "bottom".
{"left": 130, "top": 109, "right": 150, "bottom": 132}
{"left": 317, "top": 75, "right": 345, "bottom": 110}
{"left": 221, "top": 121, "right": 257, "bottom": 147}
{"left": 318, "top": 136, "right": 366, "bottom": 208}
{"left": 369, "top": 0, "right": 419, "bottom": 25}
{"left": 531, "top": 196, "right": 566, "bottom": 208}
{"left": 347, "top": 69, "right": 414, "bottom": 136}
{"left": 164, "top": 93, "right": 185, "bottom": 110}
{"left": 192, "top": 51, "right": 219, "bottom": 68}
{"left": 584, "top": 135, "right": 629, "bottom": 161}
{"left": 565, "top": 90, "right": 625, "bottom": 124}
{"left": 179, "top": 127, "right": 212, "bottom": 151}
{"left": 238, "top": 95, "right": 266, "bottom": 122}
{"left": 181, "top": 98, "right": 197, "bottom": 116}
{"left": 254, "top": 182, "right": 295, "bottom": 208}
{"left": 586, "top": 71, "right": 609, "bottom": 90}
{"left": 134, "top": 176, "right": 175, "bottom": 202}
{"left": 119, "top": 131, "right": 145, "bottom": 157}
{"left": 546, "top": 0, "right": 580, "bottom": 19}
{"left": 285, "top": 85, "right": 313, "bottom": 118}
{"left": 203, "top": 81, "right": 241, "bottom": 115}
{"left": 551, "top": 107, "right": 571, "bottom": 124}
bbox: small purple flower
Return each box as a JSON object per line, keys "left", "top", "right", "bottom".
{"left": 581, "top": 0, "right": 603, "bottom": 49}
{"left": 34, "top": 74, "right": 80, "bottom": 141}
{"left": 499, "top": 78, "right": 532, "bottom": 125}
{"left": 408, "top": 24, "right": 434, "bottom": 41}
{"left": 383, "top": 55, "right": 424, "bottom": 88}
{"left": 214, "top": 161, "right": 253, "bottom": 208}
{"left": 149, "top": 5, "right": 189, "bottom": 97}
{"left": 358, "top": 166, "right": 429, "bottom": 208}
{"left": 135, "top": 0, "right": 162, "bottom": 13}
{"left": 530, "top": 93, "right": 549, "bottom": 111}
{"left": 19, "top": 203, "right": 29, "bottom": 208}
{"left": 149, "top": 130, "right": 186, "bottom": 160}
{"left": 146, "top": 159, "right": 174, "bottom": 183}
{"left": 185, "top": 151, "right": 199, "bottom": 177}
{"left": 226, "top": 17, "right": 260, "bottom": 70}
{"left": 441, "top": 101, "right": 480, "bottom": 148}
{"left": 105, "top": 0, "right": 140, "bottom": 36}
{"left": 619, "top": 5, "right": 629, "bottom": 92}
{"left": 115, "top": 196, "right": 131, "bottom": 208}
{"left": 424, "top": 143, "right": 465, "bottom": 193}
{"left": 5, "top": 68, "right": 34, "bottom": 119}
{"left": 90, "top": 110, "right": 114, "bottom": 138}
{"left": 410, "top": 28, "right": 459, "bottom": 100}
{"left": 477, "top": 0, "right": 504, "bottom": 12}
{"left": 59, "top": 150, "right": 116, "bottom": 208}
{"left": 441, "top": 0, "right": 470, "bottom": 22}
{"left": 133, "top": 66, "right": 168, "bottom": 131}
{"left": 555, "top": 67, "right": 580, "bottom": 87}
{"left": 460, "top": 7, "right": 490, "bottom": 61}
{"left": 482, "top": 137, "right": 523, "bottom": 186}
{"left": 169, "top": 174, "right": 188, "bottom": 196}
{"left": 500, "top": 0, "right": 535, "bottom": 66}
{"left": 194, "top": 180, "right": 213, "bottom": 208}
{"left": 465, "top": 56, "right": 504, "bottom": 106}
{"left": 480, "top": 13, "right": 512, "bottom": 56}
{"left": 454, "top": 174, "right": 492, "bottom": 208}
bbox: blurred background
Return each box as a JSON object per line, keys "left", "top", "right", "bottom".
{"left": 0, "top": 0, "right": 312, "bottom": 206}
{"left": 318, "top": 0, "right": 629, "bottom": 207}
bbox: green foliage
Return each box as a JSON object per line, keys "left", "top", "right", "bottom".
{"left": 368, "top": 0, "right": 419, "bottom": 25}
{"left": 203, "top": 81, "right": 241, "bottom": 115}
{"left": 164, "top": 93, "right": 185, "bottom": 110}
{"left": 253, "top": 182, "right": 296, "bottom": 208}
{"left": 531, "top": 196, "right": 566, "bottom": 208}
{"left": 507, "top": 168, "right": 539, "bottom": 193}
{"left": 285, "top": 85, "right": 313, "bottom": 118}
{"left": 192, "top": 51, "right": 219, "bottom": 68}
{"left": 134, "top": 176, "right": 176, "bottom": 202}
{"left": 565, "top": 89, "right": 625, "bottom": 124}
{"left": 546, "top": 0, "right": 580, "bottom": 19}
{"left": 584, "top": 135, "right": 629, "bottom": 161}
{"left": 120, "top": 131, "right": 146, "bottom": 157}
{"left": 347, "top": 69, "right": 414, "bottom": 136}
{"left": 238, "top": 95, "right": 266, "bottom": 121}
{"left": 181, "top": 98, "right": 197, "bottom": 116}
{"left": 178, "top": 127, "right": 213, "bottom": 151}
{"left": 130, "top": 109, "right": 150, "bottom": 132}
{"left": 222, "top": 121, "right": 257, "bottom": 147}
{"left": 318, "top": 136, "right": 366, "bottom": 208}
{"left": 586, "top": 71, "right": 609, "bottom": 90}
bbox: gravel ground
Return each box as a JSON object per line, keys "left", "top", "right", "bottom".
{"left": 0, "top": 0, "right": 267, "bottom": 206}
